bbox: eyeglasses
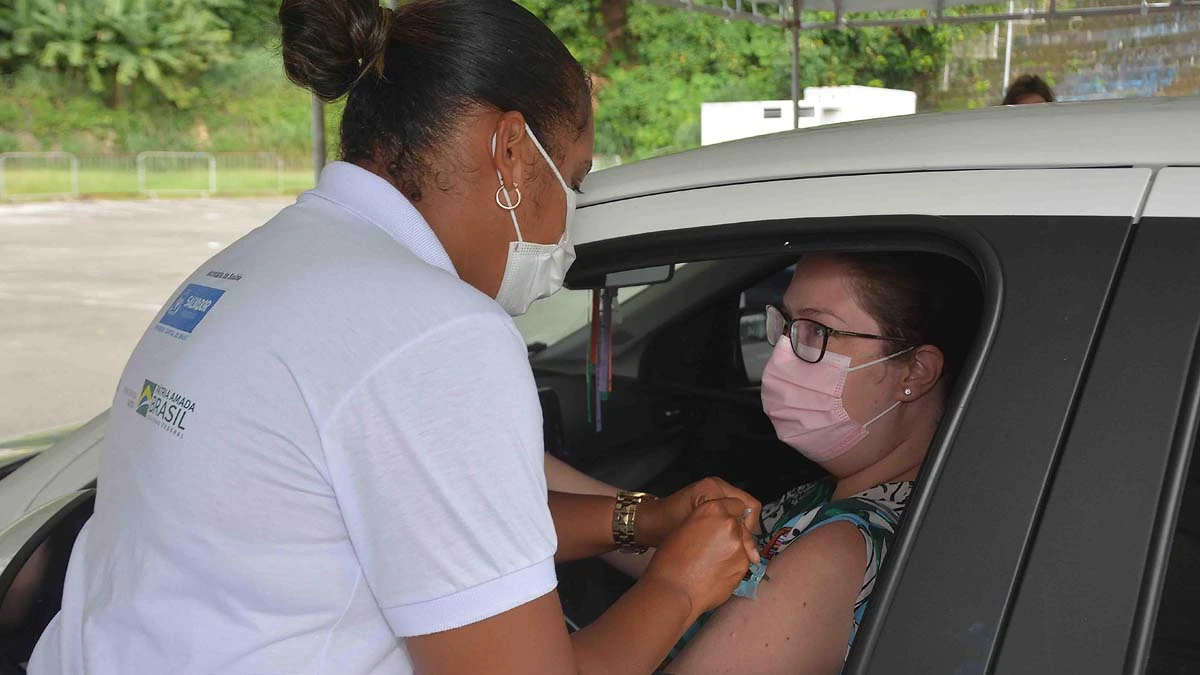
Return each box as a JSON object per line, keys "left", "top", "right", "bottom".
{"left": 765, "top": 304, "right": 911, "bottom": 364}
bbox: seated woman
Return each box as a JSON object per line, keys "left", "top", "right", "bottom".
{"left": 548, "top": 251, "right": 981, "bottom": 675}
{"left": 668, "top": 251, "right": 980, "bottom": 674}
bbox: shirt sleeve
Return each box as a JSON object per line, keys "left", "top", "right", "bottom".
{"left": 319, "top": 312, "right": 558, "bottom": 637}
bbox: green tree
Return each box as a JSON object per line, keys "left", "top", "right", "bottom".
{"left": 19, "top": 0, "right": 233, "bottom": 108}
{"left": 523, "top": 1, "right": 980, "bottom": 160}
{"left": 0, "top": 0, "right": 38, "bottom": 71}
{"left": 208, "top": 0, "right": 281, "bottom": 47}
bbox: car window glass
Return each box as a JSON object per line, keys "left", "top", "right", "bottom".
{"left": 739, "top": 264, "right": 795, "bottom": 383}
{"left": 514, "top": 264, "right": 693, "bottom": 348}
{"left": 1147, "top": 432, "right": 1200, "bottom": 673}
{"left": 513, "top": 286, "right": 649, "bottom": 348}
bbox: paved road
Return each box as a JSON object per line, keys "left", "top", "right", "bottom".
{"left": 0, "top": 197, "right": 293, "bottom": 440}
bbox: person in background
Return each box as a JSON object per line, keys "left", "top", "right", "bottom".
{"left": 1003, "top": 74, "right": 1056, "bottom": 105}
{"left": 27, "top": 1, "right": 759, "bottom": 674}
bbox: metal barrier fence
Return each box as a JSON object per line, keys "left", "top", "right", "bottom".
{"left": 0, "top": 151, "right": 301, "bottom": 202}
{"left": 136, "top": 151, "right": 217, "bottom": 198}
{"left": 0, "top": 151, "right": 622, "bottom": 202}
{"left": 215, "top": 152, "right": 287, "bottom": 194}
{"left": 0, "top": 152, "right": 81, "bottom": 201}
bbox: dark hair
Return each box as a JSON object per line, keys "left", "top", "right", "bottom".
{"left": 280, "top": 0, "right": 591, "bottom": 201}
{"left": 1003, "top": 74, "right": 1056, "bottom": 105}
{"left": 838, "top": 252, "right": 982, "bottom": 395}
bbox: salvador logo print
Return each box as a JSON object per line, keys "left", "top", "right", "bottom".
{"left": 156, "top": 283, "right": 225, "bottom": 341}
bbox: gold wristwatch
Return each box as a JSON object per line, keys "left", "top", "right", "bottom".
{"left": 612, "top": 490, "right": 654, "bottom": 554}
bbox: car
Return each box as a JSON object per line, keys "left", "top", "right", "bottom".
{"left": 3, "top": 96, "right": 1200, "bottom": 674}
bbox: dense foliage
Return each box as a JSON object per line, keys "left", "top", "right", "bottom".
{"left": 525, "top": 2, "right": 983, "bottom": 159}
{"left": 0, "top": 0, "right": 989, "bottom": 160}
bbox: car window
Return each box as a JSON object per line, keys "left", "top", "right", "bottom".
{"left": 738, "top": 265, "right": 795, "bottom": 383}
{"left": 514, "top": 264, "right": 693, "bottom": 348}
{"left": 1147, "top": 436, "right": 1200, "bottom": 673}
{"left": 513, "top": 286, "right": 649, "bottom": 348}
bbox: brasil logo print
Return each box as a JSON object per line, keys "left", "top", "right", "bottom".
{"left": 131, "top": 379, "right": 195, "bottom": 438}
{"left": 136, "top": 381, "right": 158, "bottom": 417}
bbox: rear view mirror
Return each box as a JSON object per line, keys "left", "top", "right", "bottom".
{"left": 604, "top": 264, "right": 674, "bottom": 288}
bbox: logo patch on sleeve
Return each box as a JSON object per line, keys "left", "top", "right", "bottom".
{"left": 136, "top": 381, "right": 157, "bottom": 416}
{"left": 156, "top": 284, "right": 225, "bottom": 340}
{"left": 129, "top": 379, "right": 194, "bottom": 437}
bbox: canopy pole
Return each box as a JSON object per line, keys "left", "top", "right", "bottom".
{"left": 1003, "top": 0, "right": 1015, "bottom": 90}
{"left": 791, "top": 0, "right": 801, "bottom": 129}
{"left": 311, "top": 94, "right": 325, "bottom": 183}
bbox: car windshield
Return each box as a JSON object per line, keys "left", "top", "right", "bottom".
{"left": 512, "top": 285, "right": 651, "bottom": 349}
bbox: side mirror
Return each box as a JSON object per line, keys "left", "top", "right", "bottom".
{"left": 739, "top": 309, "right": 772, "bottom": 385}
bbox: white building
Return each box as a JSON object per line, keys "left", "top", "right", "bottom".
{"left": 700, "top": 85, "right": 917, "bottom": 146}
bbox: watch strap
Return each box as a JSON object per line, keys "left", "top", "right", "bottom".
{"left": 612, "top": 490, "right": 653, "bottom": 554}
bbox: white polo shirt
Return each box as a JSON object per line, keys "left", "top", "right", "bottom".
{"left": 30, "top": 162, "right": 559, "bottom": 674}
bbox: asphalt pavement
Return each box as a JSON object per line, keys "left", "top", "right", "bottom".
{"left": 0, "top": 197, "right": 293, "bottom": 440}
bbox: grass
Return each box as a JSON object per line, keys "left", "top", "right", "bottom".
{"left": 2, "top": 166, "right": 315, "bottom": 200}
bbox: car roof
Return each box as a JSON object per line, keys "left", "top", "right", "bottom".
{"left": 579, "top": 96, "right": 1200, "bottom": 207}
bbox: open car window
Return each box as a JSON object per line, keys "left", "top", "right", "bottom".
{"left": 514, "top": 264, "right": 692, "bottom": 350}
{"left": 553, "top": 244, "right": 986, "bottom": 663}
{"left": 513, "top": 286, "right": 647, "bottom": 349}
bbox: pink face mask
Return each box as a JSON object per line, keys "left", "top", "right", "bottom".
{"left": 761, "top": 340, "right": 909, "bottom": 464}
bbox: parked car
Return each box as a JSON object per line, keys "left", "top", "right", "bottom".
{"left": 3, "top": 96, "right": 1200, "bottom": 674}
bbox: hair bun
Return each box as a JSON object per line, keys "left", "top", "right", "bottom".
{"left": 280, "top": 0, "right": 394, "bottom": 102}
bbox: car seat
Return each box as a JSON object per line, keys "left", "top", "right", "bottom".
{"left": 0, "top": 489, "right": 96, "bottom": 674}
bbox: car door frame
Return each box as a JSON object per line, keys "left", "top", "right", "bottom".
{"left": 991, "top": 167, "right": 1200, "bottom": 675}
{"left": 565, "top": 167, "right": 1152, "bottom": 674}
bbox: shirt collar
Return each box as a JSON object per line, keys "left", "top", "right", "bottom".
{"left": 301, "top": 161, "right": 458, "bottom": 277}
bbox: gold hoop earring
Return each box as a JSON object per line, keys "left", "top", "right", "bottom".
{"left": 495, "top": 183, "right": 522, "bottom": 211}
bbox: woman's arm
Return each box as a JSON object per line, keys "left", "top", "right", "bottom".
{"left": 545, "top": 453, "right": 621, "bottom": 497}
{"left": 546, "top": 455, "right": 761, "bottom": 570}
{"left": 411, "top": 499, "right": 758, "bottom": 675}
{"left": 666, "top": 521, "right": 866, "bottom": 675}
{"left": 544, "top": 454, "right": 655, "bottom": 576}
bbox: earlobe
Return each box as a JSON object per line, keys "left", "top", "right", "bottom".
{"left": 903, "top": 345, "right": 945, "bottom": 400}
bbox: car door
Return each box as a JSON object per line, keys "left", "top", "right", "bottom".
{"left": 991, "top": 167, "right": 1200, "bottom": 675}
{"left": 568, "top": 167, "right": 1153, "bottom": 674}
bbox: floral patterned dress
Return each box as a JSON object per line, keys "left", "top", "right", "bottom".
{"left": 665, "top": 478, "right": 912, "bottom": 669}
{"left": 757, "top": 478, "right": 913, "bottom": 657}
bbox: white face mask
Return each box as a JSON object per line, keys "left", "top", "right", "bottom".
{"left": 492, "top": 125, "right": 578, "bottom": 317}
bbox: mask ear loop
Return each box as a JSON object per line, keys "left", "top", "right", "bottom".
{"left": 846, "top": 345, "right": 915, "bottom": 372}
{"left": 854, "top": 345, "right": 914, "bottom": 429}
{"left": 863, "top": 400, "right": 902, "bottom": 428}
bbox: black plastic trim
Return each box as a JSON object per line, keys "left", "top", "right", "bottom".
{"left": 987, "top": 217, "right": 1141, "bottom": 672}
{"left": 1125, "top": 218, "right": 1200, "bottom": 675}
